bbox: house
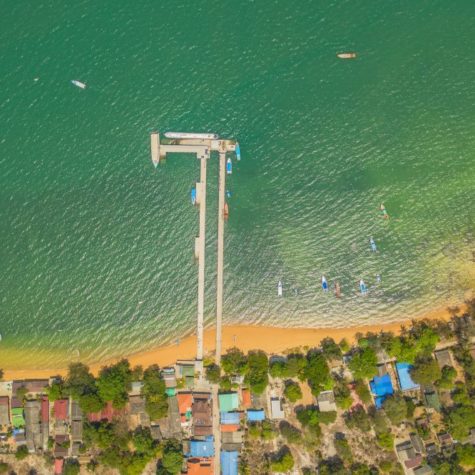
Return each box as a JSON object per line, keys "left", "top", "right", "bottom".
{"left": 192, "top": 394, "right": 213, "bottom": 436}
{"left": 177, "top": 362, "right": 195, "bottom": 388}
{"left": 189, "top": 436, "right": 215, "bottom": 458}
{"left": 410, "top": 433, "right": 425, "bottom": 454}
{"left": 129, "top": 395, "right": 146, "bottom": 415}
{"left": 434, "top": 349, "right": 453, "bottom": 369}
{"left": 70, "top": 400, "right": 83, "bottom": 443}
{"left": 222, "top": 430, "right": 244, "bottom": 451}
{"left": 87, "top": 401, "right": 124, "bottom": 422}
{"left": 370, "top": 373, "right": 394, "bottom": 409}
{"left": 438, "top": 433, "right": 453, "bottom": 448}
{"left": 0, "top": 397, "right": 9, "bottom": 426}
{"left": 220, "top": 412, "right": 240, "bottom": 426}
{"left": 396, "top": 363, "right": 420, "bottom": 392}
{"left": 246, "top": 409, "right": 265, "bottom": 422}
{"left": 425, "top": 443, "right": 439, "bottom": 458}
{"left": 54, "top": 435, "right": 69, "bottom": 458}
{"left": 12, "top": 380, "right": 48, "bottom": 408}
{"left": 162, "top": 367, "right": 177, "bottom": 389}
{"left": 317, "top": 390, "right": 337, "bottom": 412}
{"left": 423, "top": 388, "right": 441, "bottom": 412}
{"left": 270, "top": 397, "right": 284, "bottom": 420}
{"left": 177, "top": 392, "right": 193, "bottom": 417}
{"left": 241, "top": 389, "right": 251, "bottom": 408}
{"left": 396, "top": 441, "right": 423, "bottom": 472}
{"left": 54, "top": 399, "right": 69, "bottom": 422}
{"left": 221, "top": 450, "right": 239, "bottom": 475}
{"left": 24, "top": 400, "right": 42, "bottom": 453}
{"left": 219, "top": 393, "right": 239, "bottom": 413}
{"left": 187, "top": 457, "right": 214, "bottom": 475}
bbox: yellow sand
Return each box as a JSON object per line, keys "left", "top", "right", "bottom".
{"left": 2, "top": 304, "right": 464, "bottom": 380}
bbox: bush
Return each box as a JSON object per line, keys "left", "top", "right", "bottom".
{"left": 279, "top": 421, "right": 302, "bottom": 444}
{"left": 0, "top": 462, "right": 10, "bottom": 474}
{"left": 334, "top": 378, "right": 353, "bottom": 410}
{"left": 15, "top": 444, "right": 29, "bottom": 460}
{"left": 271, "top": 448, "right": 294, "bottom": 473}
{"left": 349, "top": 347, "right": 378, "bottom": 380}
{"left": 376, "top": 431, "right": 394, "bottom": 450}
{"left": 64, "top": 459, "right": 81, "bottom": 475}
{"left": 334, "top": 437, "right": 353, "bottom": 464}
{"left": 354, "top": 379, "right": 372, "bottom": 405}
{"left": 318, "top": 411, "right": 337, "bottom": 425}
{"left": 247, "top": 422, "right": 261, "bottom": 439}
{"left": 219, "top": 376, "right": 232, "bottom": 391}
{"left": 245, "top": 351, "right": 268, "bottom": 395}
{"left": 205, "top": 364, "right": 221, "bottom": 384}
{"left": 261, "top": 420, "right": 276, "bottom": 440}
{"left": 345, "top": 406, "right": 371, "bottom": 432}
{"left": 284, "top": 381, "right": 302, "bottom": 403}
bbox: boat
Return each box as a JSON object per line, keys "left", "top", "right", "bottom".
{"left": 359, "top": 279, "right": 368, "bottom": 295}
{"left": 224, "top": 202, "right": 229, "bottom": 220}
{"left": 226, "top": 158, "right": 232, "bottom": 175}
{"left": 278, "top": 280, "right": 283, "bottom": 297}
{"left": 71, "top": 80, "right": 86, "bottom": 89}
{"left": 335, "top": 281, "right": 341, "bottom": 298}
{"left": 337, "top": 52, "right": 357, "bottom": 59}
{"left": 370, "top": 237, "right": 377, "bottom": 252}
{"left": 226, "top": 190, "right": 232, "bottom": 198}
{"left": 191, "top": 187, "right": 197, "bottom": 205}
{"left": 164, "top": 132, "right": 219, "bottom": 140}
{"left": 235, "top": 142, "right": 241, "bottom": 161}
{"left": 321, "top": 275, "right": 329, "bottom": 292}
{"left": 380, "top": 203, "right": 389, "bottom": 219}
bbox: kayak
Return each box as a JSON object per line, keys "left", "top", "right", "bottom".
{"left": 370, "top": 237, "right": 377, "bottom": 252}
{"left": 71, "top": 79, "right": 86, "bottom": 89}
{"left": 235, "top": 142, "right": 241, "bottom": 161}
{"left": 380, "top": 203, "right": 389, "bottom": 219}
{"left": 337, "top": 52, "right": 357, "bottom": 59}
{"left": 224, "top": 202, "right": 229, "bottom": 220}
{"left": 191, "top": 187, "right": 196, "bottom": 205}
{"left": 277, "top": 280, "right": 283, "bottom": 297}
{"left": 226, "top": 158, "right": 232, "bottom": 175}
{"left": 359, "top": 279, "right": 368, "bottom": 295}
{"left": 321, "top": 275, "right": 328, "bottom": 292}
{"left": 335, "top": 281, "right": 341, "bottom": 298}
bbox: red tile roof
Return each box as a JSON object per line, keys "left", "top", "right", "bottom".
{"left": 241, "top": 388, "right": 251, "bottom": 408}
{"left": 405, "top": 455, "right": 423, "bottom": 469}
{"left": 41, "top": 396, "right": 49, "bottom": 423}
{"left": 54, "top": 399, "right": 69, "bottom": 421}
{"left": 54, "top": 458, "right": 64, "bottom": 474}
{"left": 177, "top": 392, "right": 193, "bottom": 414}
{"left": 187, "top": 457, "right": 214, "bottom": 475}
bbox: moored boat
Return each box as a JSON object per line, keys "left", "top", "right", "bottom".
{"left": 321, "top": 275, "right": 329, "bottom": 292}
{"left": 235, "top": 142, "right": 241, "bottom": 161}
{"left": 277, "top": 280, "right": 283, "bottom": 297}
{"left": 164, "top": 132, "right": 219, "bottom": 140}
{"left": 370, "top": 237, "right": 377, "bottom": 252}
{"left": 226, "top": 158, "right": 232, "bottom": 175}
{"left": 337, "top": 52, "right": 357, "bottom": 59}
{"left": 191, "top": 187, "right": 197, "bottom": 205}
{"left": 71, "top": 79, "right": 86, "bottom": 89}
{"left": 335, "top": 281, "right": 341, "bottom": 298}
{"left": 224, "top": 202, "right": 229, "bottom": 220}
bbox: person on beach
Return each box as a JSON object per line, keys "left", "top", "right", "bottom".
{"left": 380, "top": 203, "right": 389, "bottom": 219}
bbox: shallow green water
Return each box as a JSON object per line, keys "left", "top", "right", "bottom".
{"left": 1, "top": 0, "right": 474, "bottom": 369}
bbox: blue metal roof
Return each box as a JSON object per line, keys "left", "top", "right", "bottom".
{"left": 396, "top": 363, "right": 420, "bottom": 391}
{"left": 370, "top": 373, "right": 394, "bottom": 409}
{"left": 246, "top": 409, "right": 265, "bottom": 422}
{"left": 189, "top": 436, "right": 215, "bottom": 458}
{"left": 221, "top": 451, "right": 238, "bottom": 475}
{"left": 221, "top": 411, "right": 240, "bottom": 425}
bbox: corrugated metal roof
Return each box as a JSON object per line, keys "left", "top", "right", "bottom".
{"left": 396, "top": 363, "right": 420, "bottom": 391}
{"left": 246, "top": 409, "right": 265, "bottom": 422}
{"left": 219, "top": 393, "right": 239, "bottom": 412}
{"left": 189, "top": 436, "right": 215, "bottom": 458}
{"left": 221, "top": 450, "right": 238, "bottom": 475}
{"left": 220, "top": 411, "right": 240, "bottom": 425}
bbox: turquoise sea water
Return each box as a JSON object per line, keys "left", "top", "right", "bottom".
{"left": 1, "top": 0, "right": 474, "bottom": 370}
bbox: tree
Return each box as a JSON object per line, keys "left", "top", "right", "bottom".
{"left": 269, "top": 359, "right": 287, "bottom": 378}
{"left": 221, "top": 348, "right": 248, "bottom": 375}
{"left": 354, "top": 379, "right": 372, "bottom": 405}
{"left": 318, "top": 411, "right": 337, "bottom": 425}
{"left": 320, "top": 337, "right": 342, "bottom": 361}
{"left": 47, "top": 380, "right": 63, "bottom": 402}
{"left": 456, "top": 443, "right": 475, "bottom": 468}
{"left": 296, "top": 408, "right": 322, "bottom": 436}
{"left": 446, "top": 405, "right": 475, "bottom": 440}
{"left": 383, "top": 395, "right": 407, "bottom": 426}
{"left": 349, "top": 347, "right": 377, "bottom": 380}
{"left": 261, "top": 419, "right": 276, "bottom": 440}
{"left": 305, "top": 350, "right": 332, "bottom": 396}
{"left": 410, "top": 356, "right": 441, "bottom": 386}
{"left": 79, "top": 392, "right": 104, "bottom": 414}
{"left": 284, "top": 381, "right": 302, "bottom": 403}
{"left": 271, "top": 448, "right": 294, "bottom": 473}
{"left": 205, "top": 364, "right": 221, "bottom": 384}
{"left": 376, "top": 431, "right": 394, "bottom": 450}
{"left": 161, "top": 439, "right": 183, "bottom": 474}
{"left": 142, "top": 365, "right": 168, "bottom": 421}
{"left": 64, "top": 459, "right": 80, "bottom": 475}
{"left": 334, "top": 378, "right": 352, "bottom": 410}
{"left": 245, "top": 351, "right": 268, "bottom": 395}
{"left": 339, "top": 339, "right": 350, "bottom": 353}
{"left": 15, "top": 445, "right": 29, "bottom": 460}
{"left": 133, "top": 427, "right": 155, "bottom": 457}
{"left": 345, "top": 406, "right": 371, "bottom": 432}
{"left": 65, "top": 362, "right": 104, "bottom": 414}
{"left": 437, "top": 365, "right": 457, "bottom": 390}
{"left": 97, "top": 359, "right": 132, "bottom": 409}
{"left": 286, "top": 353, "right": 307, "bottom": 380}
{"left": 279, "top": 421, "right": 302, "bottom": 444}
{"left": 131, "top": 365, "right": 143, "bottom": 381}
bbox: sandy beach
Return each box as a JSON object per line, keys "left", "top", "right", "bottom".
{"left": 2, "top": 304, "right": 465, "bottom": 381}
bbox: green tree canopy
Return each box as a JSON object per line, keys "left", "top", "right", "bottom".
{"left": 320, "top": 337, "right": 343, "bottom": 361}
{"left": 65, "top": 362, "right": 104, "bottom": 414}
{"left": 271, "top": 448, "right": 294, "bottom": 473}
{"left": 279, "top": 421, "right": 302, "bottom": 445}
{"left": 161, "top": 438, "right": 184, "bottom": 474}
{"left": 410, "top": 356, "right": 441, "bottom": 386}
{"left": 348, "top": 347, "right": 377, "bottom": 380}
{"left": 296, "top": 408, "right": 322, "bottom": 437}
{"left": 47, "top": 379, "right": 64, "bottom": 402}
{"left": 354, "top": 379, "right": 372, "bottom": 405}
{"left": 142, "top": 365, "right": 168, "bottom": 421}
{"left": 245, "top": 350, "right": 268, "bottom": 395}
{"left": 333, "top": 377, "right": 353, "bottom": 410}
{"left": 63, "top": 459, "right": 81, "bottom": 475}
{"left": 446, "top": 405, "right": 475, "bottom": 440}
{"left": 344, "top": 406, "right": 371, "bottom": 432}
{"left": 205, "top": 364, "right": 221, "bottom": 384}
{"left": 437, "top": 365, "right": 457, "bottom": 390}
{"left": 97, "top": 359, "right": 132, "bottom": 409}
{"left": 15, "top": 445, "right": 29, "bottom": 460}
{"left": 382, "top": 395, "right": 407, "bottom": 426}
{"left": 305, "top": 350, "right": 333, "bottom": 396}
{"left": 284, "top": 381, "right": 302, "bottom": 403}
{"left": 456, "top": 443, "right": 475, "bottom": 469}
{"left": 334, "top": 437, "right": 353, "bottom": 465}
{"left": 221, "top": 347, "right": 248, "bottom": 375}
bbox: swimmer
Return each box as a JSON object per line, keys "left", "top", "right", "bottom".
{"left": 380, "top": 203, "right": 389, "bottom": 219}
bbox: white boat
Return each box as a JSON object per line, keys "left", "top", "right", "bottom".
{"left": 164, "top": 132, "right": 219, "bottom": 140}
{"left": 71, "top": 80, "right": 86, "bottom": 89}
{"left": 321, "top": 275, "right": 328, "bottom": 292}
{"left": 337, "top": 52, "right": 357, "bottom": 59}
{"left": 277, "top": 280, "right": 283, "bottom": 297}
{"left": 370, "top": 237, "right": 377, "bottom": 252}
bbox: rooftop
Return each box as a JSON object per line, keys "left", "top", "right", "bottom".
{"left": 187, "top": 457, "right": 214, "bottom": 475}
{"left": 396, "top": 363, "right": 420, "bottom": 391}
{"left": 221, "top": 450, "right": 239, "bottom": 475}
{"left": 434, "top": 349, "right": 453, "bottom": 369}
{"left": 219, "top": 393, "right": 239, "bottom": 413}
{"left": 370, "top": 373, "right": 394, "bottom": 409}
{"left": 54, "top": 399, "right": 69, "bottom": 421}
{"left": 246, "top": 409, "right": 265, "bottom": 422}
{"left": 270, "top": 397, "right": 284, "bottom": 420}
{"left": 189, "top": 436, "right": 215, "bottom": 458}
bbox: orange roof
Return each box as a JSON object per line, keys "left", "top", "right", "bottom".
{"left": 187, "top": 458, "right": 214, "bottom": 475}
{"left": 177, "top": 392, "right": 193, "bottom": 414}
{"left": 241, "top": 388, "right": 251, "bottom": 408}
{"left": 54, "top": 458, "right": 64, "bottom": 474}
{"left": 221, "top": 424, "right": 240, "bottom": 432}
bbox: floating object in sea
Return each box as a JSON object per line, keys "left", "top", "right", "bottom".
{"left": 224, "top": 202, "right": 229, "bottom": 220}
{"left": 321, "top": 275, "right": 328, "bottom": 292}
{"left": 226, "top": 157, "right": 232, "bottom": 175}
{"left": 370, "top": 237, "right": 377, "bottom": 252}
{"left": 380, "top": 203, "right": 389, "bottom": 219}
{"left": 191, "top": 187, "right": 197, "bottom": 205}
{"left": 71, "top": 79, "right": 86, "bottom": 89}
{"left": 335, "top": 281, "right": 341, "bottom": 298}
{"left": 235, "top": 142, "right": 241, "bottom": 161}
{"left": 226, "top": 190, "right": 232, "bottom": 198}
{"left": 34, "top": 77, "right": 39, "bottom": 82}
{"left": 277, "top": 280, "right": 283, "bottom": 297}
{"left": 376, "top": 274, "right": 381, "bottom": 283}
{"left": 337, "top": 52, "right": 357, "bottom": 59}
{"left": 359, "top": 279, "right": 368, "bottom": 295}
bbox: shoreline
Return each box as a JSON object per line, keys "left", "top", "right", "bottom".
{"left": 2, "top": 304, "right": 465, "bottom": 381}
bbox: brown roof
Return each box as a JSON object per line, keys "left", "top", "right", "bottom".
{"left": 129, "top": 395, "right": 146, "bottom": 415}
{"left": 405, "top": 454, "right": 423, "bottom": 469}
{"left": 13, "top": 380, "right": 49, "bottom": 394}
{"left": 434, "top": 349, "right": 453, "bottom": 369}
{"left": 193, "top": 425, "right": 213, "bottom": 436}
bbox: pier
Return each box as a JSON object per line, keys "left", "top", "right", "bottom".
{"left": 150, "top": 132, "right": 236, "bottom": 366}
